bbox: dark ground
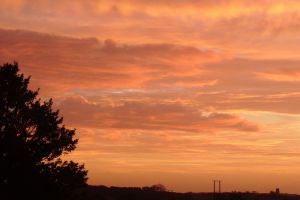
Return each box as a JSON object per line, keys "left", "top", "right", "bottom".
{"left": 72, "top": 185, "right": 300, "bottom": 200}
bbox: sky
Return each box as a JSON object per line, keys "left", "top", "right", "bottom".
{"left": 1, "top": 0, "right": 300, "bottom": 194}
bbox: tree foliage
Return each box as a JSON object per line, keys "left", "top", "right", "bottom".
{"left": 0, "top": 63, "right": 87, "bottom": 199}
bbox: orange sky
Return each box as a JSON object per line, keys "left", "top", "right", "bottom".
{"left": 1, "top": 0, "right": 300, "bottom": 194}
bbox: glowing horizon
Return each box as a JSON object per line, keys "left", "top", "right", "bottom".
{"left": 1, "top": 0, "right": 300, "bottom": 194}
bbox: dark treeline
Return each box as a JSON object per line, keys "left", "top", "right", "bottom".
{"left": 73, "top": 185, "right": 300, "bottom": 200}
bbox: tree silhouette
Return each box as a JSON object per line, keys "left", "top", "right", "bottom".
{"left": 0, "top": 63, "right": 87, "bottom": 200}
{"left": 150, "top": 184, "right": 167, "bottom": 192}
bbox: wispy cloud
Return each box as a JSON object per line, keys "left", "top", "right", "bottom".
{"left": 0, "top": 28, "right": 223, "bottom": 94}
{"left": 59, "top": 95, "right": 259, "bottom": 132}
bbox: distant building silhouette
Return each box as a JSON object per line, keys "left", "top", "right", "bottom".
{"left": 270, "top": 188, "right": 280, "bottom": 195}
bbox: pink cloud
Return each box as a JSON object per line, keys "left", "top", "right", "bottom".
{"left": 1, "top": 29, "right": 298, "bottom": 115}
{"left": 0, "top": 28, "right": 224, "bottom": 98}
{"left": 58, "top": 96, "right": 260, "bottom": 132}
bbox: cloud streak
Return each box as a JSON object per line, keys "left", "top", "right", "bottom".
{"left": 2, "top": 0, "right": 300, "bottom": 58}
{"left": 58, "top": 96, "right": 259, "bottom": 132}
{"left": 0, "top": 28, "right": 222, "bottom": 95}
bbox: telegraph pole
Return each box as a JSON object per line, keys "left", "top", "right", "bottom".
{"left": 214, "top": 180, "right": 216, "bottom": 193}
{"left": 213, "top": 180, "right": 221, "bottom": 200}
